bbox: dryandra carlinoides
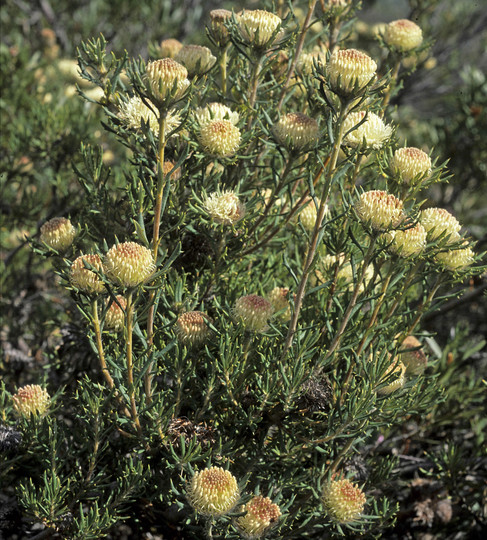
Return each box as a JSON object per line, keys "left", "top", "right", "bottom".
{"left": 343, "top": 111, "right": 392, "bottom": 149}
{"left": 272, "top": 113, "right": 320, "bottom": 152}
{"left": 420, "top": 208, "right": 461, "bottom": 242}
{"left": 392, "top": 147, "right": 432, "bottom": 185}
{"left": 40, "top": 217, "right": 76, "bottom": 251}
{"left": 384, "top": 19, "right": 423, "bottom": 51}
{"left": 233, "top": 294, "right": 274, "bottom": 333}
{"left": 323, "top": 477, "right": 366, "bottom": 523}
{"left": 176, "top": 311, "right": 211, "bottom": 345}
{"left": 236, "top": 495, "right": 281, "bottom": 539}
{"left": 105, "top": 242, "right": 155, "bottom": 288}
{"left": 13, "top": 385, "right": 50, "bottom": 417}
{"left": 326, "top": 48, "right": 377, "bottom": 95}
{"left": 70, "top": 254, "right": 105, "bottom": 294}
{"left": 238, "top": 9, "right": 283, "bottom": 49}
{"left": 204, "top": 190, "right": 245, "bottom": 225}
{"left": 198, "top": 119, "right": 241, "bottom": 158}
{"left": 145, "top": 58, "right": 189, "bottom": 107}
{"left": 355, "top": 190, "right": 404, "bottom": 231}
{"left": 187, "top": 467, "right": 240, "bottom": 517}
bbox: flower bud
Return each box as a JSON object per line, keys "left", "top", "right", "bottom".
{"left": 398, "top": 336, "right": 427, "bottom": 375}
{"left": 267, "top": 287, "right": 291, "bottom": 321}
{"left": 71, "top": 254, "right": 105, "bottom": 294}
{"left": 175, "top": 45, "right": 216, "bottom": 77}
{"left": 104, "top": 296, "right": 126, "bottom": 332}
{"left": 204, "top": 190, "right": 245, "bottom": 225}
{"left": 105, "top": 242, "right": 156, "bottom": 288}
{"left": 392, "top": 147, "right": 432, "bottom": 185}
{"left": 12, "top": 385, "right": 50, "bottom": 417}
{"left": 176, "top": 311, "right": 211, "bottom": 345}
{"left": 209, "top": 9, "right": 232, "bottom": 47}
{"left": 187, "top": 466, "right": 240, "bottom": 517}
{"left": 378, "top": 358, "right": 406, "bottom": 395}
{"left": 40, "top": 217, "right": 76, "bottom": 252}
{"left": 420, "top": 208, "right": 461, "bottom": 242}
{"left": 323, "top": 477, "right": 366, "bottom": 523}
{"left": 326, "top": 49, "right": 377, "bottom": 95}
{"left": 198, "top": 119, "right": 241, "bottom": 158}
{"left": 195, "top": 102, "right": 239, "bottom": 127}
{"left": 145, "top": 58, "right": 190, "bottom": 108}
{"left": 159, "top": 38, "right": 183, "bottom": 58}
{"left": 355, "top": 190, "right": 404, "bottom": 231}
{"left": 384, "top": 222, "right": 427, "bottom": 257}
{"left": 272, "top": 113, "right": 320, "bottom": 152}
{"left": 238, "top": 9, "right": 283, "bottom": 49}
{"left": 343, "top": 111, "right": 392, "bottom": 149}
{"left": 236, "top": 495, "right": 281, "bottom": 539}
{"left": 435, "top": 244, "right": 475, "bottom": 272}
{"left": 384, "top": 19, "right": 423, "bottom": 52}
{"left": 233, "top": 294, "right": 274, "bottom": 333}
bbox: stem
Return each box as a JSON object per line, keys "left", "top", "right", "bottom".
{"left": 280, "top": 104, "right": 350, "bottom": 360}
{"left": 126, "top": 291, "right": 142, "bottom": 437}
{"left": 248, "top": 57, "right": 263, "bottom": 110}
{"left": 220, "top": 46, "right": 228, "bottom": 97}
{"left": 381, "top": 58, "right": 401, "bottom": 116}
{"left": 91, "top": 300, "right": 115, "bottom": 390}
{"left": 277, "top": 0, "right": 318, "bottom": 111}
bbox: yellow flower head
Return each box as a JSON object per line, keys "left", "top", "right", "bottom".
{"left": 323, "top": 477, "right": 366, "bottom": 523}
{"left": 176, "top": 311, "right": 211, "bottom": 345}
{"left": 145, "top": 58, "right": 189, "bottom": 107}
{"left": 392, "top": 147, "right": 431, "bottom": 184}
{"left": 272, "top": 113, "right": 320, "bottom": 152}
{"left": 198, "top": 119, "right": 241, "bottom": 158}
{"left": 13, "top": 385, "right": 50, "bottom": 417}
{"left": 355, "top": 190, "right": 404, "bottom": 231}
{"left": 233, "top": 294, "right": 274, "bottom": 333}
{"left": 187, "top": 466, "right": 240, "bottom": 517}
{"left": 118, "top": 96, "right": 181, "bottom": 136}
{"left": 420, "top": 208, "right": 461, "bottom": 242}
{"left": 384, "top": 19, "right": 423, "bottom": 52}
{"left": 40, "top": 217, "right": 76, "bottom": 252}
{"left": 236, "top": 495, "right": 281, "bottom": 539}
{"left": 435, "top": 244, "right": 475, "bottom": 272}
{"left": 105, "top": 242, "right": 156, "bottom": 288}
{"left": 238, "top": 9, "right": 283, "bottom": 49}
{"left": 384, "top": 222, "right": 427, "bottom": 257}
{"left": 267, "top": 287, "right": 291, "bottom": 321}
{"left": 299, "top": 197, "right": 328, "bottom": 231}
{"left": 297, "top": 45, "right": 327, "bottom": 75}
{"left": 71, "top": 254, "right": 105, "bottom": 294}
{"left": 326, "top": 48, "right": 377, "bottom": 94}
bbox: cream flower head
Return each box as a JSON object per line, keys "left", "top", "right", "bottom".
{"left": 13, "top": 385, "right": 50, "bottom": 417}
{"left": 175, "top": 45, "right": 216, "bottom": 77}
{"left": 420, "top": 208, "right": 461, "bottom": 243}
{"left": 272, "top": 113, "right": 320, "bottom": 152}
{"left": 198, "top": 119, "right": 241, "bottom": 158}
{"left": 355, "top": 190, "right": 404, "bottom": 231}
{"left": 236, "top": 496, "right": 281, "bottom": 539}
{"left": 145, "top": 58, "right": 189, "bottom": 107}
{"left": 187, "top": 467, "right": 240, "bottom": 517}
{"left": 343, "top": 111, "right": 392, "bottom": 149}
{"left": 238, "top": 9, "right": 283, "bottom": 49}
{"left": 70, "top": 254, "right": 105, "bottom": 294}
{"left": 384, "top": 19, "right": 423, "bottom": 51}
{"left": 118, "top": 95, "right": 180, "bottom": 136}
{"left": 105, "top": 242, "right": 156, "bottom": 288}
{"left": 204, "top": 190, "right": 245, "bottom": 225}
{"left": 326, "top": 48, "right": 377, "bottom": 94}
{"left": 392, "top": 147, "right": 432, "bottom": 184}
{"left": 323, "top": 477, "right": 366, "bottom": 523}
{"left": 384, "top": 222, "right": 427, "bottom": 257}
{"left": 195, "top": 102, "right": 239, "bottom": 127}
{"left": 233, "top": 294, "right": 274, "bottom": 333}
{"left": 40, "top": 217, "right": 76, "bottom": 252}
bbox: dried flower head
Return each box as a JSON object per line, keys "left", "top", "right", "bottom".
{"left": 0, "top": 424, "right": 22, "bottom": 452}
{"left": 176, "top": 311, "right": 211, "bottom": 345}
{"left": 435, "top": 244, "right": 475, "bottom": 272}
{"left": 272, "top": 113, "right": 320, "bottom": 152}
{"left": 236, "top": 495, "right": 281, "bottom": 539}
{"left": 233, "top": 294, "right": 274, "bottom": 333}
{"left": 162, "top": 160, "right": 182, "bottom": 180}
{"left": 378, "top": 358, "right": 406, "bottom": 395}
{"left": 323, "top": 477, "right": 366, "bottom": 523}
{"left": 343, "top": 111, "right": 393, "bottom": 149}
{"left": 198, "top": 119, "right": 241, "bottom": 158}
{"left": 12, "top": 385, "right": 50, "bottom": 417}
{"left": 326, "top": 49, "right": 377, "bottom": 94}
{"left": 118, "top": 96, "right": 181, "bottom": 136}
{"left": 398, "top": 336, "right": 427, "bottom": 375}
{"left": 71, "top": 254, "right": 105, "bottom": 294}
{"left": 299, "top": 197, "right": 328, "bottom": 231}
{"left": 392, "top": 147, "right": 432, "bottom": 184}
{"left": 267, "top": 287, "right": 291, "bottom": 321}
{"left": 159, "top": 38, "right": 183, "bottom": 58}
{"left": 238, "top": 9, "right": 283, "bottom": 49}
{"left": 187, "top": 466, "right": 240, "bottom": 517}
{"left": 105, "top": 242, "right": 156, "bottom": 287}
{"left": 384, "top": 19, "right": 423, "bottom": 52}
{"left": 104, "top": 296, "right": 127, "bottom": 332}
{"left": 40, "top": 217, "right": 76, "bottom": 251}
{"left": 420, "top": 208, "right": 461, "bottom": 242}
{"left": 209, "top": 9, "right": 232, "bottom": 47}
{"left": 204, "top": 190, "right": 245, "bottom": 225}
{"left": 195, "top": 102, "right": 239, "bottom": 127}
{"left": 355, "top": 190, "right": 404, "bottom": 231}
{"left": 385, "top": 223, "right": 427, "bottom": 257}
{"left": 145, "top": 58, "right": 190, "bottom": 108}
{"left": 175, "top": 45, "right": 216, "bottom": 77}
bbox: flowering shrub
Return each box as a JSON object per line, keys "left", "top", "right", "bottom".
{"left": 1, "top": 1, "right": 486, "bottom": 538}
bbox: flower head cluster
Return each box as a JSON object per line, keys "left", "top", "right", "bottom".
{"left": 392, "top": 147, "right": 432, "bottom": 184}
{"left": 420, "top": 208, "right": 461, "bottom": 242}
{"left": 204, "top": 190, "right": 245, "bottom": 225}
{"left": 233, "top": 294, "right": 274, "bottom": 333}
{"left": 343, "top": 111, "right": 392, "bottom": 149}
{"left": 71, "top": 254, "right": 105, "bottom": 294}
{"left": 384, "top": 19, "right": 423, "bottom": 52}
{"left": 398, "top": 336, "right": 427, "bottom": 375}
{"left": 209, "top": 9, "right": 232, "bottom": 47}
{"left": 13, "top": 385, "right": 50, "bottom": 417}
{"left": 40, "top": 217, "right": 76, "bottom": 252}
{"left": 176, "top": 311, "right": 211, "bottom": 345}
{"left": 355, "top": 190, "right": 404, "bottom": 231}
{"left": 384, "top": 222, "right": 427, "bottom": 257}
{"left": 436, "top": 244, "right": 475, "bottom": 272}
{"left": 267, "top": 287, "right": 291, "bottom": 321}
{"left": 104, "top": 296, "right": 126, "bottom": 332}
{"left": 187, "top": 467, "right": 240, "bottom": 517}
{"left": 145, "top": 58, "right": 189, "bottom": 107}
{"left": 195, "top": 102, "right": 239, "bottom": 127}
{"left": 272, "top": 113, "right": 320, "bottom": 152}
{"left": 326, "top": 49, "right": 377, "bottom": 95}
{"left": 118, "top": 95, "right": 180, "bottom": 136}
{"left": 236, "top": 495, "right": 281, "bottom": 539}
{"left": 175, "top": 45, "right": 216, "bottom": 77}
{"left": 238, "top": 9, "right": 283, "bottom": 49}
{"left": 159, "top": 38, "right": 183, "bottom": 58}
{"left": 198, "top": 119, "right": 241, "bottom": 157}
{"left": 323, "top": 477, "right": 366, "bottom": 523}
{"left": 378, "top": 358, "right": 406, "bottom": 395}
{"left": 105, "top": 242, "right": 155, "bottom": 287}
